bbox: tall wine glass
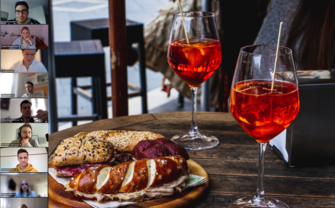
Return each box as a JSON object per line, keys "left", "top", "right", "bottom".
{"left": 167, "top": 11, "right": 222, "bottom": 150}
{"left": 229, "top": 45, "right": 300, "bottom": 208}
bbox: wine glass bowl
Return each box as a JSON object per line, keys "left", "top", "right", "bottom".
{"left": 228, "top": 45, "right": 300, "bottom": 208}
{"left": 168, "top": 37, "right": 222, "bottom": 87}
{"left": 167, "top": 11, "right": 221, "bottom": 150}
{"left": 230, "top": 80, "right": 300, "bottom": 143}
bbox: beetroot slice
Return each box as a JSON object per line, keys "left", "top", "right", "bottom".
{"left": 143, "top": 143, "right": 170, "bottom": 159}
{"left": 164, "top": 143, "right": 189, "bottom": 160}
{"left": 132, "top": 138, "right": 189, "bottom": 160}
{"left": 132, "top": 139, "right": 156, "bottom": 160}
{"left": 156, "top": 138, "right": 176, "bottom": 146}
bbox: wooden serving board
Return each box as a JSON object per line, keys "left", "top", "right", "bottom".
{"left": 48, "top": 159, "right": 209, "bottom": 208}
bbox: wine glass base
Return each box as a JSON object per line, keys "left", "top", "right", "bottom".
{"left": 228, "top": 197, "right": 289, "bottom": 208}
{"left": 171, "top": 134, "right": 219, "bottom": 150}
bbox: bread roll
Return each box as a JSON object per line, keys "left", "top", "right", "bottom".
{"left": 105, "top": 131, "right": 163, "bottom": 152}
{"left": 73, "top": 132, "right": 89, "bottom": 138}
{"left": 65, "top": 155, "right": 189, "bottom": 202}
{"left": 73, "top": 130, "right": 164, "bottom": 152}
{"left": 53, "top": 137, "right": 114, "bottom": 167}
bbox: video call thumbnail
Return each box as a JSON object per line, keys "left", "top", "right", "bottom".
{"left": 1, "top": 0, "right": 49, "bottom": 24}
{"left": 1, "top": 0, "right": 50, "bottom": 206}
{"left": 1, "top": 147, "right": 48, "bottom": 173}
{"left": 0, "top": 172, "right": 48, "bottom": 198}
{"left": 0, "top": 198, "right": 48, "bottom": 208}
{"left": 0, "top": 98, "right": 48, "bottom": 123}
{"left": 0, "top": 123, "right": 49, "bottom": 147}
{"left": 1, "top": 25, "right": 48, "bottom": 49}
{"left": 0, "top": 73, "right": 48, "bottom": 98}
{"left": 1, "top": 49, "right": 48, "bottom": 72}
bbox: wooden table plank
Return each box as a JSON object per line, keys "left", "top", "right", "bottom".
{"left": 194, "top": 194, "right": 335, "bottom": 208}
{"left": 207, "top": 175, "right": 335, "bottom": 197}
{"left": 193, "top": 159, "right": 335, "bottom": 179}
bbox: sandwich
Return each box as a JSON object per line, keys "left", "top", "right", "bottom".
{"left": 65, "top": 155, "right": 189, "bottom": 202}
{"left": 53, "top": 137, "right": 115, "bottom": 177}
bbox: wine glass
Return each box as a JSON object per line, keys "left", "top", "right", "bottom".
{"left": 228, "top": 45, "right": 300, "bottom": 208}
{"left": 167, "top": 11, "right": 222, "bottom": 150}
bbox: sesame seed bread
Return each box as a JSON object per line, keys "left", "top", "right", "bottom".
{"left": 73, "top": 132, "right": 89, "bottom": 138}
{"left": 53, "top": 137, "right": 114, "bottom": 167}
{"left": 106, "top": 131, "right": 164, "bottom": 152}
{"left": 74, "top": 130, "right": 164, "bottom": 152}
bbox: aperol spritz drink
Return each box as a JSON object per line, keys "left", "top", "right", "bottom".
{"left": 228, "top": 45, "right": 300, "bottom": 208}
{"left": 230, "top": 80, "right": 300, "bottom": 143}
{"left": 168, "top": 38, "right": 221, "bottom": 87}
{"left": 167, "top": 11, "right": 221, "bottom": 150}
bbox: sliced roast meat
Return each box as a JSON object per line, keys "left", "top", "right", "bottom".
{"left": 54, "top": 151, "right": 116, "bottom": 177}
{"left": 54, "top": 165, "right": 91, "bottom": 177}
{"left": 115, "top": 152, "right": 132, "bottom": 162}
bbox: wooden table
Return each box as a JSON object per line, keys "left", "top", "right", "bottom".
{"left": 48, "top": 112, "right": 335, "bottom": 208}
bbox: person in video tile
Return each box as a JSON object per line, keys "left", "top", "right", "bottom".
{"left": 22, "top": 81, "right": 43, "bottom": 97}
{"left": 12, "top": 100, "right": 34, "bottom": 123}
{"left": 11, "top": 49, "right": 47, "bottom": 73}
{"left": 6, "top": 1, "right": 41, "bottom": 25}
{"left": 10, "top": 123, "right": 39, "bottom": 147}
{"left": 11, "top": 100, "right": 47, "bottom": 123}
{"left": 14, "top": 179, "right": 36, "bottom": 197}
{"left": 11, "top": 27, "right": 36, "bottom": 49}
{"left": 19, "top": 205, "right": 28, "bottom": 208}
{"left": 9, "top": 149, "right": 38, "bottom": 172}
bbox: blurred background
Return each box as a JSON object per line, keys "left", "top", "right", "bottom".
{"left": 52, "top": 0, "right": 201, "bottom": 131}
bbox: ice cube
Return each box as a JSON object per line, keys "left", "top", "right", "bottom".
{"left": 181, "top": 46, "right": 206, "bottom": 68}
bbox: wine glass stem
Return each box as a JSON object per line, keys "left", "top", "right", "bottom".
{"left": 255, "top": 143, "right": 267, "bottom": 202}
{"left": 189, "top": 87, "right": 199, "bottom": 137}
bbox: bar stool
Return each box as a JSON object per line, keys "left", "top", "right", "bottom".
{"left": 70, "top": 18, "right": 148, "bottom": 114}
{"left": 54, "top": 40, "right": 108, "bottom": 126}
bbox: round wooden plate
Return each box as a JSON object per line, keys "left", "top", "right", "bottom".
{"left": 48, "top": 159, "right": 209, "bottom": 208}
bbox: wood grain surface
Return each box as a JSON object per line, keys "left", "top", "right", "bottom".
{"left": 48, "top": 112, "right": 335, "bottom": 208}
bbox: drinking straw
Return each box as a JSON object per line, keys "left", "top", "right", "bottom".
{"left": 271, "top": 22, "right": 283, "bottom": 92}
{"left": 177, "top": 0, "right": 190, "bottom": 44}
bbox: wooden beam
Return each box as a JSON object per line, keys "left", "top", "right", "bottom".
{"left": 109, "top": 0, "right": 128, "bottom": 117}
